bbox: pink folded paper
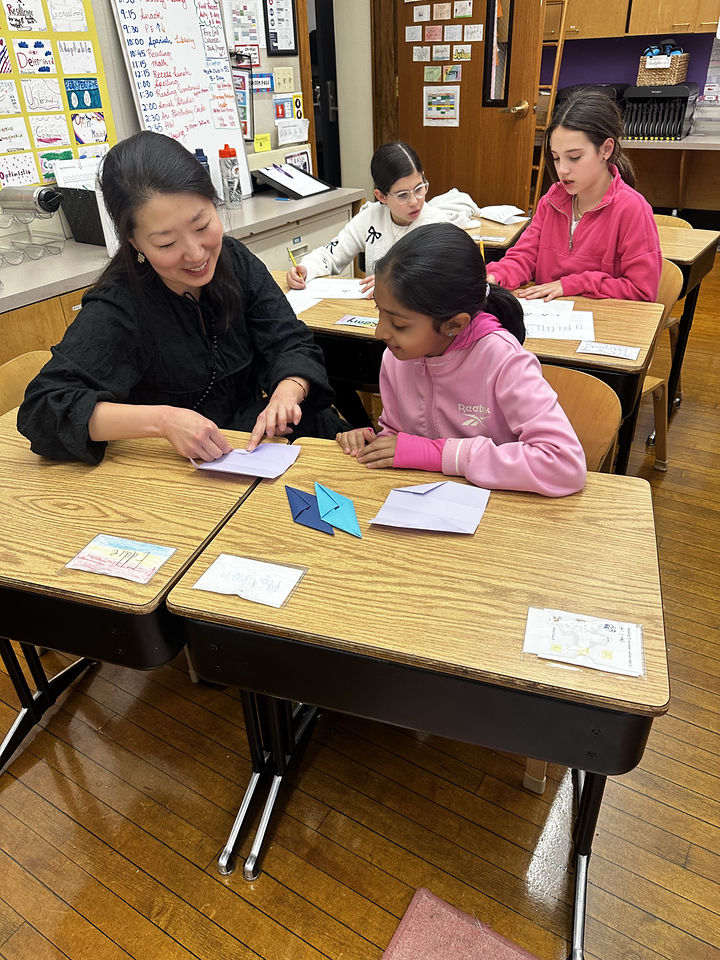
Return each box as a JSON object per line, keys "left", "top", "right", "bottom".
{"left": 192, "top": 444, "right": 301, "bottom": 479}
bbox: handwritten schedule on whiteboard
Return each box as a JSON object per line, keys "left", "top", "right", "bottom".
{"left": 110, "top": 0, "right": 252, "bottom": 196}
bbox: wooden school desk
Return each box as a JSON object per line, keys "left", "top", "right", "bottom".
{"left": 273, "top": 270, "right": 664, "bottom": 474}
{"left": 167, "top": 437, "right": 669, "bottom": 960}
{"left": 654, "top": 225, "right": 719, "bottom": 416}
{"left": 464, "top": 217, "right": 530, "bottom": 260}
{"left": 0, "top": 414, "right": 259, "bottom": 773}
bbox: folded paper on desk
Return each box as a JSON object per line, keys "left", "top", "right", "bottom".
{"left": 192, "top": 444, "right": 300, "bottom": 479}
{"left": 286, "top": 485, "right": 334, "bottom": 534}
{"left": 315, "top": 482, "right": 362, "bottom": 537}
{"left": 370, "top": 480, "right": 490, "bottom": 534}
{"left": 192, "top": 553, "right": 306, "bottom": 608}
{"left": 478, "top": 204, "right": 529, "bottom": 225}
{"left": 523, "top": 607, "right": 644, "bottom": 677}
{"left": 304, "top": 278, "right": 367, "bottom": 299}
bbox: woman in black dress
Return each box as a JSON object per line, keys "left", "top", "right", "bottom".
{"left": 19, "top": 131, "right": 344, "bottom": 464}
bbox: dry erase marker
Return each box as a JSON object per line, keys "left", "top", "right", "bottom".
{"left": 287, "top": 247, "right": 299, "bottom": 268}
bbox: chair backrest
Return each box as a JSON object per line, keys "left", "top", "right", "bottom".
{"left": 0, "top": 350, "right": 52, "bottom": 417}
{"left": 656, "top": 258, "right": 684, "bottom": 326}
{"left": 653, "top": 214, "right": 692, "bottom": 229}
{"left": 541, "top": 365, "right": 622, "bottom": 471}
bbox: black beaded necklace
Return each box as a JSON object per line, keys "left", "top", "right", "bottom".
{"left": 186, "top": 293, "right": 220, "bottom": 411}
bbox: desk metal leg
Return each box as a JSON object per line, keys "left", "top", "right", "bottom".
{"left": 666, "top": 285, "right": 700, "bottom": 417}
{"left": 614, "top": 397, "right": 641, "bottom": 476}
{"left": 569, "top": 770, "right": 607, "bottom": 960}
{"left": 0, "top": 639, "right": 95, "bottom": 774}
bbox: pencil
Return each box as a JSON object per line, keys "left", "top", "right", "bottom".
{"left": 479, "top": 238, "right": 485, "bottom": 261}
{"left": 287, "top": 248, "right": 299, "bottom": 269}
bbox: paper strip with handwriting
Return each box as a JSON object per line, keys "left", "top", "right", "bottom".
{"left": 304, "top": 277, "right": 367, "bottom": 299}
{"left": 576, "top": 341, "right": 640, "bottom": 361}
{"left": 192, "top": 444, "right": 300, "bottom": 479}
{"left": 192, "top": 553, "right": 306, "bottom": 608}
{"left": 335, "top": 314, "right": 377, "bottom": 328}
{"left": 66, "top": 535, "right": 176, "bottom": 584}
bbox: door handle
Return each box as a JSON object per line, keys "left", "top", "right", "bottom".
{"left": 500, "top": 100, "right": 529, "bottom": 118}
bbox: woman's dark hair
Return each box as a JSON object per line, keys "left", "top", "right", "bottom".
{"left": 92, "top": 130, "right": 241, "bottom": 327}
{"left": 371, "top": 141, "right": 424, "bottom": 195}
{"left": 375, "top": 223, "right": 525, "bottom": 343}
{"left": 544, "top": 91, "right": 635, "bottom": 188}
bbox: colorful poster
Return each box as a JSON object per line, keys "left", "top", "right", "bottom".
{"left": 443, "top": 63, "right": 462, "bottom": 81}
{"left": 0, "top": 150, "right": 39, "bottom": 185}
{"left": 3, "top": 0, "right": 46, "bottom": 30}
{"left": 71, "top": 109, "right": 106, "bottom": 143}
{"left": 57, "top": 39, "right": 96, "bottom": 74}
{"left": 0, "top": 38, "right": 11, "bottom": 72}
{"left": 0, "top": 78, "right": 21, "bottom": 112}
{"left": 64, "top": 76, "right": 101, "bottom": 109}
{"left": 452, "top": 44, "right": 471, "bottom": 60}
{"left": 29, "top": 112, "right": 71, "bottom": 147}
{"left": 13, "top": 38, "right": 56, "bottom": 73}
{"left": 424, "top": 84, "right": 460, "bottom": 126}
{"left": 48, "top": 0, "right": 88, "bottom": 32}
{"left": 22, "top": 77, "right": 63, "bottom": 112}
{"left": 0, "top": 115, "right": 31, "bottom": 151}
{"left": 39, "top": 146, "right": 72, "bottom": 180}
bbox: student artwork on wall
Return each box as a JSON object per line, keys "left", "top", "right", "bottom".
{"left": 424, "top": 85, "right": 460, "bottom": 126}
{"left": 433, "top": 3, "right": 451, "bottom": 18}
{"left": 0, "top": 0, "right": 117, "bottom": 186}
{"left": 414, "top": 5, "right": 431, "bottom": 21}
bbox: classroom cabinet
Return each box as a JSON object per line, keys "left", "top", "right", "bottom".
{"left": 0, "top": 296, "right": 72, "bottom": 367}
{"left": 242, "top": 208, "right": 353, "bottom": 274}
{"left": 559, "top": 0, "right": 720, "bottom": 38}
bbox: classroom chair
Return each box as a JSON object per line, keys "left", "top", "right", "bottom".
{"left": 522, "top": 366, "right": 622, "bottom": 794}
{"left": 641, "top": 258, "right": 684, "bottom": 472}
{"left": 0, "top": 350, "right": 51, "bottom": 417}
{"left": 653, "top": 214, "right": 692, "bottom": 403}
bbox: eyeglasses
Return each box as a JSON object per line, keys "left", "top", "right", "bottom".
{"left": 386, "top": 181, "right": 429, "bottom": 204}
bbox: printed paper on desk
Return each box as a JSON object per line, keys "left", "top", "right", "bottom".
{"left": 66, "top": 534, "right": 176, "bottom": 585}
{"left": 304, "top": 277, "right": 367, "bottom": 299}
{"left": 521, "top": 299, "right": 575, "bottom": 314}
{"left": 192, "top": 554, "right": 306, "bottom": 608}
{"left": 478, "top": 204, "right": 529, "bottom": 225}
{"left": 523, "top": 607, "right": 644, "bottom": 677}
{"left": 576, "top": 341, "right": 640, "bottom": 361}
{"left": 370, "top": 480, "right": 490, "bottom": 534}
{"left": 335, "top": 314, "right": 377, "bottom": 328}
{"left": 192, "top": 444, "right": 300, "bottom": 479}
{"left": 523, "top": 311, "right": 595, "bottom": 341}
{"left": 285, "top": 290, "right": 321, "bottom": 314}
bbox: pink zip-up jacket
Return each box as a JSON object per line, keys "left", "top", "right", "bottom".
{"left": 378, "top": 313, "right": 587, "bottom": 497}
{"left": 490, "top": 167, "right": 661, "bottom": 301}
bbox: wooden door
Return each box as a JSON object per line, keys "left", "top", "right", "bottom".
{"left": 374, "top": 0, "right": 545, "bottom": 211}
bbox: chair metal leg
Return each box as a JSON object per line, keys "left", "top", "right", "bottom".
{"left": 651, "top": 383, "right": 668, "bottom": 471}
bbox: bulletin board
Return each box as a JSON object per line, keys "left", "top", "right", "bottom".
{"left": 109, "top": 0, "right": 252, "bottom": 199}
{"left": 0, "top": 0, "right": 118, "bottom": 188}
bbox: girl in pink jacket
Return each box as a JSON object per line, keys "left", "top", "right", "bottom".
{"left": 488, "top": 91, "right": 661, "bottom": 302}
{"left": 336, "top": 224, "right": 587, "bottom": 497}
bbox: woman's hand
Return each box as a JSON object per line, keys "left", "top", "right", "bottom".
{"left": 336, "top": 426, "right": 376, "bottom": 457}
{"left": 357, "top": 434, "right": 398, "bottom": 469}
{"left": 246, "top": 377, "right": 308, "bottom": 451}
{"left": 516, "top": 280, "right": 564, "bottom": 302}
{"left": 359, "top": 273, "right": 375, "bottom": 298}
{"left": 287, "top": 265, "right": 308, "bottom": 289}
{"left": 161, "top": 407, "right": 233, "bottom": 461}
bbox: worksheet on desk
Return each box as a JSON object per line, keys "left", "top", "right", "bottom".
{"left": 521, "top": 301, "right": 595, "bottom": 340}
{"left": 304, "top": 278, "right": 367, "bottom": 299}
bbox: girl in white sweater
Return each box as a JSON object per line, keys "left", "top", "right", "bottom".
{"left": 286, "top": 141, "right": 448, "bottom": 296}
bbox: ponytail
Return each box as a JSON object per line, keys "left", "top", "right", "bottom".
{"left": 375, "top": 223, "right": 525, "bottom": 344}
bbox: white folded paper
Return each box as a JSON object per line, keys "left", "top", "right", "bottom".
{"left": 370, "top": 480, "right": 490, "bottom": 534}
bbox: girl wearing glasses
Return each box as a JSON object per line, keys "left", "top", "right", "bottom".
{"left": 286, "top": 141, "right": 451, "bottom": 297}
{"left": 487, "top": 91, "right": 661, "bottom": 303}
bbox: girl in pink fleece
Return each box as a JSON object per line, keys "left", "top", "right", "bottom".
{"left": 488, "top": 91, "right": 661, "bottom": 302}
{"left": 336, "top": 224, "right": 587, "bottom": 497}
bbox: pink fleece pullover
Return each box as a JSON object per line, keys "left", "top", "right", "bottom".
{"left": 490, "top": 167, "right": 661, "bottom": 301}
{"left": 378, "top": 313, "right": 587, "bottom": 497}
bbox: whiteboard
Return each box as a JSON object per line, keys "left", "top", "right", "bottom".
{"left": 109, "top": 0, "right": 252, "bottom": 199}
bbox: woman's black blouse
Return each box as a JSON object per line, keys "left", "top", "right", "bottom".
{"left": 17, "top": 238, "right": 334, "bottom": 464}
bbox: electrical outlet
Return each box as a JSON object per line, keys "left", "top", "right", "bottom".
{"left": 274, "top": 67, "right": 294, "bottom": 92}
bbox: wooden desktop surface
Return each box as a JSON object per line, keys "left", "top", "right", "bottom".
{"left": 464, "top": 217, "right": 530, "bottom": 248}
{"left": 273, "top": 270, "right": 664, "bottom": 376}
{"left": 168, "top": 437, "right": 669, "bottom": 717}
{"left": 0, "top": 414, "right": 257, "bottom": 613}
{"left": 655, "top": 226, "right": 720, "bottom": 266}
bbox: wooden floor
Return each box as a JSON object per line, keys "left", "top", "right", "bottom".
{"left": 2, "top": 263, "right": 720, "bottom": 960}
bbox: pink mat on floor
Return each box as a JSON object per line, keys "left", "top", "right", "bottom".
{"left": 382, "top": 888, "right": 542, "bottom": 960}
